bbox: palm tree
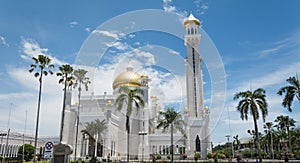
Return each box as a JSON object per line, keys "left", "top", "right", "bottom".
{"left": 263, "top": 122, "right": 274, "bottom": 158}
{"left": 277, "top": 76, "right": 300, "bottom": 112}
{"left": 274, "top": 115, "right": 296, "bottom": 152}
{"left": 290, "top": 128, "right": 300, "bottom": 151}
{"left": 57, "top": 64, "right": 74, "bottom": 143}
{"left": 233, "top": 135, "right": 241, "bottom": 150}
{"left": 29, "top": 55, "right": 54, "bottom": 163}
{"left": 81, "top": 119, "right": 107, "bottom": 158}
{"left": 156, "top": 107, "right": 186, "bottom": 163}
{"left": 73, "top": 69, "right": 91, "bottom": 160}
{"left": 233, "top": 88, "right": 268, "bottom": 163}
{"left": 115, "top": 86, "right": 144, "bottom": 163}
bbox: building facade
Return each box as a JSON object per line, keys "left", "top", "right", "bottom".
{"left": 63, "top": 13, "right": 211, "bottom": 161}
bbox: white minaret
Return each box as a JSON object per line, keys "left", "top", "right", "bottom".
{"left": 184, "top": 13, "right": 204, "bottom": 118}
{"left": 138, "top": 75, "right": 151, "bottom": 161}
{"left": 184, "top": 13, "right": 210, "bottom": 158}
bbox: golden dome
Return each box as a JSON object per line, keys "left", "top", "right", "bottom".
{"left": 112, "top": 67, "right": 141, "bottom": 89}
{"left": 140, "top": 74, "right": 149, "bottom": 79}
{"left": 184, "top": 13, "right": 200, "bottom": 28}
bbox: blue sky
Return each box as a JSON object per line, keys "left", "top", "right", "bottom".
{"left": 0, "top": 0, "right": 300, "bottom": 146}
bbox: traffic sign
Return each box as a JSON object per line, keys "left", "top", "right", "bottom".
{"left": 44, "top": 151, "right": 52, "bottom": 159}
{"left": 45, "top": 142, "right": 53, "bottom": 151}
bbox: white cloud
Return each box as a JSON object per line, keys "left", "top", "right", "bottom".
{"left": 162, "top": 0, "right": 187, "bottom": 22}
{"left": 194, "top": 0, "right": 209, "bottom": 15}
{"left": 85, "top": 27, "right": 91, "bottom": 33}
{"left": 168, "top": 49, "right": 180, "bottom": 55}
{"left": 128, "top": 49, "right": 156, "bottom": 65}
{"left": 105, "top": 41, "right": 129, "bottom": 51}
{"left": 69, "top": 21, "right": 79, "bottom": 27}
{"left": 20, "top": 38, "right": 66, "bottom": 65}
{"left": 164, "top": 5, "right": 176, "bottom": 13}
{"left": 92, "top": 30, "right": 125, "bottom": 40}
{"left": 0, "top": 92, "right": 34, "bottom": 100}
{"left": 128, "top": 34, "right": 135, "bottom": 38}
{"left": 0, "top": 35, "right": 9, "bottom": 47}
{"left": 258, "top": 30, "right": 300, "bottom": 57}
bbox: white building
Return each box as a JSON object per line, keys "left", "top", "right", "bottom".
{"left": 63, "top": 13, "right": 211, "bottom": 161}
{"left": 0, "top": 131, "right": 59, "bottom": 158}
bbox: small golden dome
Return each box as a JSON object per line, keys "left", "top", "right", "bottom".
{"left": 184, "top": 13, "right": 200, "bottom": 28}
{"left": 112, "top": 67, "right": 141, "bottom": 89}
{"left": 151, "top": 96, "right": 157, "bottom": 99}
{"left": 140, "top": 74, "right": 149, "bottom": 79}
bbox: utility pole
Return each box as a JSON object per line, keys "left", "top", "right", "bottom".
{"left": 22, "top": 110, "right": 28, "bottom": 163}
{"left": 2, "top": 103, "right": 13, "bottom": 163}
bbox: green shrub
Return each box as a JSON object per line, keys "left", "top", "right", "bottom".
{"left": 207, "top": 152, "right": 212, "bottom": 159}
{"left": 217, "top": 153, "right": 226, "bottom": 159}
{"left": 194, "top": 152, "right": 201, "bottom": 160}
{"left": 156, "top": 154, "right": 161, "bottom": 159}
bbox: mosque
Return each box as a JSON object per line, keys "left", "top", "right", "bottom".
{"left": 63, "top": 13, "right": 211, "bottom": 161}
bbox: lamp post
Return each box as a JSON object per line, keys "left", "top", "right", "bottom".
{"left": 139, "top": 131, "right": 147, "bottom": 163}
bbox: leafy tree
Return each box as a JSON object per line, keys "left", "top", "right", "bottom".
{"left": 290, "top": 128, "right": 300, "bottom": 151}
{"left": 57, "top": 64, "right": 74, "bottom": 142}
{"left": 81, "top": 119, "right": 107, "bottom": 157}
{"left": 156, "top": 107, "right": 186, "bottom": 163}
{"left": 115, "top": 86, "right": 144, "bottom": 163}
{"left": 18, "top": 144, "right": 34, "bottom": 161}
{"left": 73, "top": 68, "right": 91, "bottom": 160}
{"left": 233, "top": 88, "right": 268, "bottom": 163}
{"left": 29, "top": 54, "right": 54, "bottom": 163}
{"left": 277, "top": 76, "right": 300, "bottom": 112}
{"left": 274, "top": 115, "right": 296, "bottom": 152}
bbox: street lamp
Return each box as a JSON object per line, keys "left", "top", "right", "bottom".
{"left": 139, "top": 131, "right": 147, "bottom": 163}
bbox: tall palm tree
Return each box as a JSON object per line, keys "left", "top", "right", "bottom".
{"left": 274, "top": 115, "right": 296, "bottom": 152}
{"left": 57, "top": 64, "right": 74, "bottom": 143}
{"left": 115, "top": 86, "right": 144, "bottom": 163}
{"left": 233, "top": 88, "right": 268, "bottom": 163}
{"left": 156, "top": 107, "right": 186, "bottom": 163}
{"left": 277, "top": 76, "right": 300, "bottom": 112}
{"left": 29, "top": 55, "right": 54, "bottom": 163}
{"left": 73, "top": 69, "right": 91, "bottom": 160}
{"left": 81, "top": 119, "right": 107, "bottom": 157}
{"left": 263, "top": 122, "right": 274, "bottom": 158}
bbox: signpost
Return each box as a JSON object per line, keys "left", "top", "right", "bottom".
{"left": 44, "top": 142, "right": 53, "bottom": 159}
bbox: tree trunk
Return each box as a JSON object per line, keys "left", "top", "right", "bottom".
{"left": 253, "top": 117, "right": 262, "bottom": 163}
{"left": 33, "top": 71, "right": 43, "bottom": 163}
{"left": 60, "top": 74, "right": 68, "bottom": 142}
{"left": 287, "top": 127, "right": 291, "bottom": 152}
{"left": 126, "top": 115, "right": 130, "bottom": 163}
{"left": 171, "top": 123, "right": 174, "bottom": 163}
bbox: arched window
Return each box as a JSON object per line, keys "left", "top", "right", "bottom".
{"left": 196, "top": 135, "right": 201, "bottom": 152}
{"left": 188, "top": 28, "right": 190, "bottom": 34}
{"left": 191, "top": 28, "right": 194, "bottom": 34}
